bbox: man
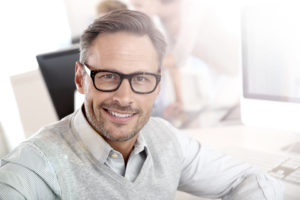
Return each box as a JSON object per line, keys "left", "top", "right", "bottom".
{"left": 0, "top": 10, "right": 282, "bottom": 200}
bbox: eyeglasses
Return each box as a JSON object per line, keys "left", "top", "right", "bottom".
{"left": 82, "top": 63, "right": 161, "bottom": 94}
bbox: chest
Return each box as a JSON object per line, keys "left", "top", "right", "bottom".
{"left": 55, "top": 153, "right": 181, "bottom": 200}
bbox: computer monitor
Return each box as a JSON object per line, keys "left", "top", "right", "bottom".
{"left": 37, "top": 47, "right": 80, "bottom": 119}
{"left": 240, "top": 5, "right": 300, "bottom": 134}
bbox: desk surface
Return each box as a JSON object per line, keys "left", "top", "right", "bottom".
{"left": 184, "top": 125, "right": 300, "bottom": 153}
{"left": 175, "top": 125, "right": 300, "bottom": 200}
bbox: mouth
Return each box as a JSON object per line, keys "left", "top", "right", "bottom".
{"left": 103, "top": 108, "right": 137, "bottom": 123}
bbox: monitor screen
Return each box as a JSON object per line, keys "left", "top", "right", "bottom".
{"left": 240, "top": 5, "right": 300, "bottom": 132}
{"left": 242, "top": 6, "right": 300, "bottom": 103}
{"left": 37, "top": 47, "right": 80, "bottom": 119}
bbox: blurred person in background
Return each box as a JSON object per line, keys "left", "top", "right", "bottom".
{"left": 130, "top": 0, "right": 241, "bottom": 127}
{"left": 130, "top": 0, "right": 184, "bottom": 125}
{"left": 96, "top": 0, "right": 128, "bottom": 17}
{"left": 71, "top": 0, "right": 128, "bottom": 44}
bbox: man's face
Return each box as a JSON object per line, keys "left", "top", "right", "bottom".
{"left": 75, "top": 32, "right": 160, "bottom": 143}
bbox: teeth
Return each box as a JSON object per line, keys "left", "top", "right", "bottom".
{"left": 109, "top": 110, "right": 133, "bottom": 118}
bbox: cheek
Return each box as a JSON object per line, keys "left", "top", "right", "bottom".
{"left": 84, "top": 89, "right": 95, "bottom": 106}
{"left": 138, "top": 94, "right": 157, "bottom": 111}
{"left": 84, "top": 90, "right": 107, "bottom": 111}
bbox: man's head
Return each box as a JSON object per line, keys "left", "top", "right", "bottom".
{"left": 80, "top": 10, "right": 166, "bottom": 68}
{"left": 75, "top": 10, "right": 166, "bottom": 144}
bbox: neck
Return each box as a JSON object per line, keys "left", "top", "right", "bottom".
{"left": 82, "top": 106, "right": 137, "bottom": 164}
{"left": 106, "top": 135, "right": 138, "bottom": 164}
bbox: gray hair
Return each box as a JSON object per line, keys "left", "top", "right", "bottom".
{"left": 80, "top": 10, "right": 167, "bottom": 67}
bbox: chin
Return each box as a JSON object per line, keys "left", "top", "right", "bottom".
{"left": 95, "top": 121, "right": 136, "bottom": 142}
{"left": 102, "top": 127, "right": 138, "bottom": 142}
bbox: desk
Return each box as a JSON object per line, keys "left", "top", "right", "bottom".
{"left": 175, "top": 125, "right": 300, "bottom": 200}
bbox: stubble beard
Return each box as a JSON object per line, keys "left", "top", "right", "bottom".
{"left": 85, "top": 101, "right": 151, "bottom": 142}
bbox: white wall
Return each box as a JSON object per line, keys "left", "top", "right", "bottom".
{"left": 63, "top": 0, "right": 99, "bottom": 38}
{"left": 10, "top": 70, "right": 58, "bottom": 139}
{"left": 0, "top": 0, "right": 71, "bottom": 150}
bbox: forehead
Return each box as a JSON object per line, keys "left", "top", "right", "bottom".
{"left": 87, "top": 32, "right": 159, "bottom": 73}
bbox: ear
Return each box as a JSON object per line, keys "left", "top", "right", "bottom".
{"left": 75, "top": 62, "right": 85, "bottom": 94}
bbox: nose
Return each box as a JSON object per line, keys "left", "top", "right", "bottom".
{"left": 112, "top": 79, "right": 134, "bottom": 105}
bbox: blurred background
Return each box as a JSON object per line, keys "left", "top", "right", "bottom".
{"left": 0, "top": 0, "right": 286, "bottom": 156}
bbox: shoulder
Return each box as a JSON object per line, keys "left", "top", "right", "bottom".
{"left": 24, "top": 113, "right": 76, "bottom": 151}
{"left": 143, "top": 117, "right": 194, "bottom": 144}
{"left": 1, "top": 113, "right": 75, "bottom": 170}
{"left": 1, "top": 113, "right": 75, "bottom": 164}
{"left": 143, "top": 117, "right": 179, "bottom": 138}
{"left": 0, "top": 141, "right": 61, "bottom": 197}
{"left": 33, "top": 113, "right": 74, "bottom": 139}
{"left": 0, "top": 114, "right": 76, "bottom": 197}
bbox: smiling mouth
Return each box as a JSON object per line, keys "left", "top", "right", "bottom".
{"left": 103, "top": 108, "right": 136, "bottom": 119}
{"left": 108, "top": 110, "right": 134, "bottom": 118}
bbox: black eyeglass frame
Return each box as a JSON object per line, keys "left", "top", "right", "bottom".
{"left": 82, "top": 63, "right": 161, "bottom": 94}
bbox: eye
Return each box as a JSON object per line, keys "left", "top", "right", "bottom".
{"left": 102, "top": 74, "right": 113, "bottom": 79}
{"left": 97, "top": 73, "right": 118, "bottom": 81}
{"left": 134, "top": 75, "right": 149, "bottom": 83}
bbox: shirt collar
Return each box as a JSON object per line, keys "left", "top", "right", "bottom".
{"left": 72, "top": 106, "right": 147, "bottom": 163}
